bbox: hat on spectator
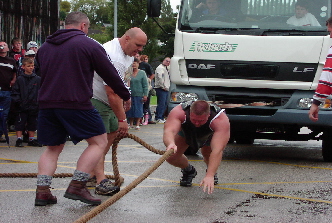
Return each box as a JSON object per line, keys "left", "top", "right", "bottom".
{"left": 27, "top": 41, "right": 38, "bottom": 49}
{"left": 25, "top": 50, "right": 36, "bottom": 56}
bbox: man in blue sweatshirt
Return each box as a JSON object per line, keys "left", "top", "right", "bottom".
{"left": 34, "top": 11, "right": 131, "bottom": 206}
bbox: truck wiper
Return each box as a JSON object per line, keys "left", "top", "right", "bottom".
{"left": 262, "top": 29, "right": 328, "bottom": 36}
{"left": 195, "top": 27, "right": 256, "bottom": 33}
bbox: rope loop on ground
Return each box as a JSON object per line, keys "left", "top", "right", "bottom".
{"left": 0, "top": 133, "right": 172, "bottom": 223}
{"left": 73, "top": 133, "right": 173, "bottom": 223}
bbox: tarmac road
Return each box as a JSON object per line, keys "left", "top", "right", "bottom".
{"left": 1, "top": 124, "right": 332, "bottom": 223}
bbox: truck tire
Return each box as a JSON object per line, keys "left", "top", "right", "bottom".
{"left": 322, "top": 130, "right": 332, "bottom": 162}
{"left": 235, "top": 136, "right": 254, "bottom": 145}
{"left": 184, "top": 146, "right": 199, "bottom": 155}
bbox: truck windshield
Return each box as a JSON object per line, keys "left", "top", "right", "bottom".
{"left": 180, "top": 0, "right": 331, "bottom": 33}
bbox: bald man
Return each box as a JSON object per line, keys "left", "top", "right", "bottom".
{"left": 90, "top": 27, "right": 148, "bottom": 195}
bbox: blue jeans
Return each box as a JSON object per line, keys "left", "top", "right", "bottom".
{"left": 155, "top": 88, "right": 169, "bottom": 120}
{"left": 0, "top": 91, "right": 12, "bottom": 136}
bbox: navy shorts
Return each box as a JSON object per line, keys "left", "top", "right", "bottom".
{"left": 37, "top": 108, "right": 106, "bottom": 146}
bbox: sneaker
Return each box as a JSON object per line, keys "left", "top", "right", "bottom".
{"left": 148, "top": 121, "right": 156, "bottom": 124}
{"left": 180, "top": 165, "right": 197, "bottom": 187}
{"left": 86, "top": 176, "right": 97, "bottom": 187}
{"left": 0, "top": 137, "right": 7, "bottom": 143}
{"left": 95, "top": 179, "right": 120, "bottom": 196}
{"left": 214, "top": 173, "right": 218, "bottom": 185}
{"left": 156, "top": 119, "right": 166, "bottom": 124}
{"left": 15, "top": 138, "right": 24, "bottom": 147}
{"left": 28, "top": 139, "right": 43, "bottom": 147}
{"left": 135, "top": 126, "right": 140, "bottom": 130}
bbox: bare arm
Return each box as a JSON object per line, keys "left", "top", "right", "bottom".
{"left": 163, "top": 105, "right": 185, "bottom": 153}
{"left": 200, "top": 112, "right": 230, "bottom": 194}
{"left": 105, "top": 85, "right": 129, "bottom": 136}
{"left": 10, "top": 72, "right": 17, "bottom": 87}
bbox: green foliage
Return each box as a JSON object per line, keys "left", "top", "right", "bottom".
{"left": 71, "top": 0, "right": 111, "bottom": 25}
{"left": 69, "top": 0, "right": 177, "bottom": 62}
{"left": 60, "top": 1, "right": 71, "bottom": 21}
{"left": 60, "top": 1, "right": 71, "bottom": 12}
{"left": 88, "top": 32, "right": 111, "bottom": 44}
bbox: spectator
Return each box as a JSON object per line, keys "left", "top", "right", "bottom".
{"left": 0, "top": 41, "right": 17, "bottom": 143}
{"left": 11, "top": 58, "right": 42, "bottom": 147}
{"left": 309, "top": 16, "right": 332, "bottom": 121}
{"left": 154, "top": 57, "right": 171, "bottom": 123}
{"left": 8, "top": 37, "right": 26, "bottom": 65}
{"left": 25, "top": 47, "right": 40, "bottom": 76}
{"left": 25, "top": 50, "right": 36, "bottom": 58}
{"left": 139, "top": 54, "right": 156, "bottom": 125}
{"left": 287, "top": 1, "right": 321, "bottom": 26}
{"left": 90, "top": 27, "right": 147, "bottom": 195}
{"left": 34, "top": 11, "right": 130, "bottom": 206}
{"left": 126, "top": 58, "right": 149, "bottom": 130}
{"left": 27, "top": 41, "right": 38, "bottom": 53}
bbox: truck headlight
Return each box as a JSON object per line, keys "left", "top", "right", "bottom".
{"left": 171, "top": 92, "right": 198, "bottom": 103}
{"left": 298, "top": 98, "right": 332, "bottom": 109}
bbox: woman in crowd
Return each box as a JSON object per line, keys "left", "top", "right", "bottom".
{"left": 126, "top": 58, "right": 149, "bottom": 130}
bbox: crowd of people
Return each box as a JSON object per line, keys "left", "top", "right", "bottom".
{"left": 0, "top": 38, "right": 42, "bottom": 147}
{"left": 0, "top": 11, "right": 174, "bottom": 206}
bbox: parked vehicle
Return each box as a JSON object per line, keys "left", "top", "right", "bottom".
{"left": 148, "top": 0, "right": 332, "bottom": 160}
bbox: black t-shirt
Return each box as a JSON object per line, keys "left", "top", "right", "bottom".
{"left": 0, "top": 56, "right": 17, "bottom": 91}
{"left": 138, "top": 62, "right": 153, "bottom": 78}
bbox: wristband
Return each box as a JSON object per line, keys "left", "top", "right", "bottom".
{"left": 118, "top": 119, "right": 127, "bottom": 122}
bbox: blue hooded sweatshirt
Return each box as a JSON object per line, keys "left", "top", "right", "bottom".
{"left": 36, "top": 29, "right": 130, "bottom": 110}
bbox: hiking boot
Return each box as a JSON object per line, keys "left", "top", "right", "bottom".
{"left": 86, "top": 176, "right": 97, "bottom": 187}
{"left": 15, "top": 138, "right": 24, "bottom": 147}
{"left": 95, "top": 179, "right": 120, "bottom": 196}
{"left": 28, "top": 139, "right": 43, "bottom": 147}
{"left": 35, "top": 186, "right": 57, "bottom": 206}
{"left": 64, "top": 180, "right": 101, "bottom": 205}
{"left": 180, "top": 165, "right": 197, "bottom": 187}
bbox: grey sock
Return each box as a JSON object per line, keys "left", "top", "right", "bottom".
{"left": 37, "top": 175, "right": 52, "bottom": 186}
{"left": 72, "top": 169, "right": 90, "bottom": 181}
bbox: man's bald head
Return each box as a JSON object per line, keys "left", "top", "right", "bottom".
{"left": 119, "top": 27, "right": 147, "bottom": 57}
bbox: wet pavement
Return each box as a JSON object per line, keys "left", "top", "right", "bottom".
{"left": 1, "top": 123, "right": 332, "bottom": 223}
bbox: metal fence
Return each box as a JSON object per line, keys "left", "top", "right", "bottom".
{"left": 0, "top": 0, "right": 59, "bottom": 48}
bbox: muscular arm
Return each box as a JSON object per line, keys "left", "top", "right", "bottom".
{"left": 200, "top": 112, "right": 230, "bottom": 194}
{"left": 163, "top": 105, "right": 185, "bottom": 153}
{"left": 105, "top": 85, "right": 129, "bottom": 136}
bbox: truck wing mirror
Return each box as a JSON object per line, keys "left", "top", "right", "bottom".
{"left": 147, "top": 0, "right": 161, "bottom": 17}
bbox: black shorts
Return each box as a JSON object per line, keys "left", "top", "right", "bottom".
{"left": 37, "top": 108, "right": 106, "bottom": 146}
{"left": 15, "top": 110, "right": 38, "bottom": 131}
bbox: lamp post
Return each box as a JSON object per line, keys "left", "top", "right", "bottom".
{"left": 114, "top": 0, "right": 117, "bottom": 38}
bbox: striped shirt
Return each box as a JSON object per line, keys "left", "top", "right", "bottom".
{"left": 313, "top": 47, "right": 332, "bottom": 105}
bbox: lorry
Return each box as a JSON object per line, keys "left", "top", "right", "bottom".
{"left": 148, "top": 0, "right": 332, "bottom": 161}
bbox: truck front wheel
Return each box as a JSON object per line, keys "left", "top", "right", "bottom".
{"left": 322, "top": 130, "right": 332, "bottom": 162}
{"left": 235, "top": 136, "right": 254, "bottom": 145}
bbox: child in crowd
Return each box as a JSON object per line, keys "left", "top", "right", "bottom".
{"left": 11, "top": 58, "right": 42, "bottom": 147}
{"left": 26, "top": 41, "right": 38, "bottom": 53}
{"left": 8, "top": 37, "right": 26, "bottom": 65}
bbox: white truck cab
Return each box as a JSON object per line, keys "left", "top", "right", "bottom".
{"left": 148, "top": 0, "right": 332, "bottom": 161}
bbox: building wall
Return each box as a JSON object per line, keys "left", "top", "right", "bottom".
{"left": 0, "top": 0, "right": 59, "bottom": 49}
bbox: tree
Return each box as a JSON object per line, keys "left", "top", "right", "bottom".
{"left": 157, "top": 0, "right": 177, "bottom": 59}
{"left": 60, "top": 1, "right": 71, "bottom": 21}
{"left": 71, "top": 0, "right": 111, "bottom": 27}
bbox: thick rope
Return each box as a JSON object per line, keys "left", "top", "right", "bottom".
{"left": 111, "top": 133, "right": 166, "bottom": 186}
{"left": 0, "top": 133, "right": 172, "bottom": 223}
{"left": 73, "top": 148, "right": 174, "bottom": 223}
